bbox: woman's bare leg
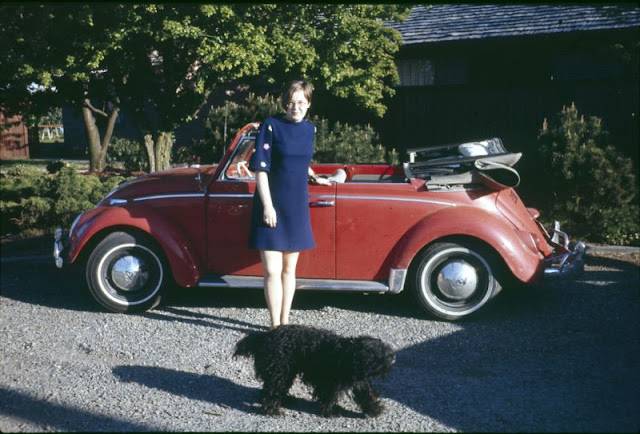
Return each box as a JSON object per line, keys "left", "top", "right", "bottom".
{"left": 261, "top": 250, "right": 284, "bottom": 329}
{"left": 281, "top": 251, "right": 300, "bottom": 325}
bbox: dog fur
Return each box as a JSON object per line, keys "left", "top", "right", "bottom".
{"left": 233, "top": 324, "right": 396, "bottom": 417}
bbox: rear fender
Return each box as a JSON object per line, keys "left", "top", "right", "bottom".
{"left": 68, "top": 206, "right": 200, "bottom": 287}
{"left": 389, "top": 206, "right": 543, "bottom": 283}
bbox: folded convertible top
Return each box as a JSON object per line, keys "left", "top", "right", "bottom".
{"left": 405, "top": 138, "right": 522, "bottom": 188}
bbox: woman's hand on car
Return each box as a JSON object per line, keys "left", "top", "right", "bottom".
{"left": 310, "top": 175, "right": 333, "bottom": 186}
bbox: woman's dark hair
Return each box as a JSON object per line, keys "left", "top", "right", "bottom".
{"left": 281, "top": 80, "right": 314, "bottom": 108}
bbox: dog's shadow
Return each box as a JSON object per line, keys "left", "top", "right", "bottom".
{"left": 111, "top": 365, "right": 362, "bottom": 418}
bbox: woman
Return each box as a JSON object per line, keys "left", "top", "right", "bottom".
{"left": 248, "top": 80, "right": 331, "bottom": 329}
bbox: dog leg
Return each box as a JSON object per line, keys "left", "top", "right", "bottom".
{"left": 260, "top": 374, "right": 295, "bottom": 416}
{"left": 352, "top": 381, "right": 384, "bottom": 417}
{"left": 314, "top": 384, "right": 341, "bottom": 417}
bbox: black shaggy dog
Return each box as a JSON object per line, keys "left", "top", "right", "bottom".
{"left": 233, "top": 324, "right": 396, "bottom": 417}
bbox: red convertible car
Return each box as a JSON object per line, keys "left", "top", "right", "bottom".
{"left": 54, "top": 122, "right": 584, "bottom": 320}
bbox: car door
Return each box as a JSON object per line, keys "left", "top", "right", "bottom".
{"left": 206, "top": 136, "right": 336, "bottom": 278}
{"left": 335, "top": 182, "right": 437, "bottom": 281}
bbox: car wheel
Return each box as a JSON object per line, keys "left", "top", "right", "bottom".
{"left": 86, "top": 231, "right": 167, "bottom": 313}
{"left": 412, "top": 241, "right": 501, "bottom": 320}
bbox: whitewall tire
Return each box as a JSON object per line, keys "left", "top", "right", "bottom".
{"left": 412, "top": 241, "right": 502, "bottom": 321}
{"left": 85, "top": 231, "right": 167, "bottom": 313}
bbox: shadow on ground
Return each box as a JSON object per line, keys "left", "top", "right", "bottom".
{"left": 385, "top": 262, "right": 639, "bottom": 432}
{"left": 1, "top": 248, "right": 638, "bottom": 323}
{"left": 0, "top": 386, "right": 161, "bottom": 431}
{"left": 111, "top": 365, "right": 362, "bottom": 418}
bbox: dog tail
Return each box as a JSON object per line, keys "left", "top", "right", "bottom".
{"left": 233, "top": 331, "right": 267, "bottom": 358}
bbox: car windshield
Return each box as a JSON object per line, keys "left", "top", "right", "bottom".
{"left": 225, "top": 137, "right": 256, "bottom": 180}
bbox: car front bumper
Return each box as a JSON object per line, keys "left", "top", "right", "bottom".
{"left": 53, "top": 227, "right": 66, "bottom": 269}
{"left": 543, "top": 221, "right": 586, "bottom": 279}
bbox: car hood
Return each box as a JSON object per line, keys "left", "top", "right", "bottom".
{"left": 104, "top": 165, "right": 216, "bottom": 201}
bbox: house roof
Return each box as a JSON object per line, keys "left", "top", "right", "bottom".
{"left": 388, "top": 4, "right": 640, "bottom": 45}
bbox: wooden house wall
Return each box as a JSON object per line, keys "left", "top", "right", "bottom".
{"left": 0, "top": 112, "right": 29, "bottom": 160}
{"left": 378, "top": 29, "right": 639, "bottom": 166}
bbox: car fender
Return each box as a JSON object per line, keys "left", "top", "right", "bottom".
{"left": 68, "top": 205, "right": 200, "bottom": 287}
{"left": 389, "top": 205, "right": 543, "bottom": 283}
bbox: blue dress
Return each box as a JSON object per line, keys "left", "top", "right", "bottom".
{"left": 248, "top": 115, "right": 316, "bottom": 251}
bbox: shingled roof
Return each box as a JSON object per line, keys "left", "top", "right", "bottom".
{"left": 388, "top": 4, "right": 640, "bottom": 45}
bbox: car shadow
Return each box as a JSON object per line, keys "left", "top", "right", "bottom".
{"left": 111, "top": 365, "right": 362, "bottom": 418}
{"left": 0, "top": 385, "right": 161, "bottom": 431}
{"left": 0, "top": 260, "right": 103, "bottom": 312}
{"left": 1, "top": 248, "right": 637, "bottom": 324}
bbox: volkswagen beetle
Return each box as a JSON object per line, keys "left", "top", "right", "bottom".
{"left": 54, "top": 123, "right": 585, "bottom": 320}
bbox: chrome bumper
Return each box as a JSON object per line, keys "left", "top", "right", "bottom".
{"left": 543, "top": 221, "right": 586, "bottom": 279}
{"left": 53, "top": 227, "right": 65, "bottom": 269}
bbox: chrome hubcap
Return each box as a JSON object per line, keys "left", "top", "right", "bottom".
{"left": 111, "top": 255, "right": 149, "bottom": 291}
{"left": 436, "top": 260, "right": 479, "bottom": 300}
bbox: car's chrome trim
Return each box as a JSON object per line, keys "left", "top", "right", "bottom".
{"left": 68, "top": 212, "right": 83, "bottom": 236}
{"left": 96, "top": 243, "right": 164, "bottom": 305}
{"left": 206, "top": 193, "right": 336, "bottom": 201}
{"left": 544, "top": 241, "right": 586, "bottom": 279}
{"left": 388, "top": 268, "right": 408, "bottom": 294}
{"left": 197, "top": 275, "right": 389, "bottom": 292}
{"left": 132, "top": 193, "right": 206, "bottom": 202}
{"left": 550, "top": 220, "right": 570, "bottom": 249}
{"left": 109, "top": 198, "right": 128, "bottom": 206}
{"left": 336, "top": 194, "right": 455, "bottom": 207}
{"left": 53, "top": 227, "right": 64, "bottom": 268}
{"left": 207, "top": 193, "right": 253, "bottom": 199}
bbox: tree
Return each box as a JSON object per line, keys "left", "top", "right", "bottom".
{"left": 1, "top": 4, "right": 410, "bottom": 172}
{"left": 0, "top": 4, "right": 127, "bottom": 172}
{"left": 246, "top": 5, "right": 411, "bottom": 118}
{"left": 114, "top": 4, "right": 274, "bottom": 171}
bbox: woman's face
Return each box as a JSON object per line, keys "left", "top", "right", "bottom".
{"left": 285, "top": 89, "right": 310, "bottom": 123}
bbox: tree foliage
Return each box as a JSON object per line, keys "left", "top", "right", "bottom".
{"left": 247, "top": 5, "right": 411, "bottom": 117}
{"left": 175, "top": 92, "right": 398, "bottom": 166}
{"left": 1, "top": 4, "right": 409, "bottom": 171}
{"left": 536, "top": 103, "right": 639, "bottom": 245}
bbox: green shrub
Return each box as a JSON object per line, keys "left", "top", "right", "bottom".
{"left": 46, "top": 160, "right": 67, "bottom": 174}
{"left": 0, "top": 165, "right": 128, "bottom": 236}
{"left": 535, "top": 103, "right": 639, "bottom": 246}
{"left": 312, "top": 117, "right": 399, "bottom": 164}
{"left": 0, "top": 165, "right": 49, "bottom": 202}
{"left": 172, "top": 139, "right": 216, "bottom": 165}
{"left": 204, "top": 93, "right": 282, "bottom": 162}
{"left": 106, "top": 136, "right": 148, "bottom": 172}
{"left": 18, "top": 196, "right": 53, "bottom": 228}
{"left": 203, "top": 92, "right": 398, "bottom": 164}
{"left": 1, "top": 163, "right": 46, "bottom": 177}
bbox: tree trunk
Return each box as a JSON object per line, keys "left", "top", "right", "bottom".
{"left": 82, "top": 105, "right": 102, "bottom": 173}
{"left": 143, "top": 131, "right": 174, "bottom": 172}
{"left": 157, "top": 131, "right": 174, "bottom": 171}
{"left": 82, "top": 98, "right": 119, "bottom": 173}
{"left": 144, "top": 134, "right": 156, "bottom": 173}
{"left": 97, "top": 106, "right": 120, "bottom": 171}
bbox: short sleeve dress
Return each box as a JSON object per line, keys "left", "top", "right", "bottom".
{"left": 248, "top": 115, "right": 316, "bottom": 252}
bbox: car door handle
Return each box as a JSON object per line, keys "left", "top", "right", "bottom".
{"left": 309, "top": 200, "right": 335, "bottom": 207}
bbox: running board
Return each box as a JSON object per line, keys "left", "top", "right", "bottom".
{"left": 197, "top": 275, "right": 390, "bottom": 293}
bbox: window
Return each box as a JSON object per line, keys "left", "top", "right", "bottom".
{"left": 397, "top": 59, "right": 435, "bottom": 86}
{"left": 224, "top": 137, "right": 256, "bottom": 180}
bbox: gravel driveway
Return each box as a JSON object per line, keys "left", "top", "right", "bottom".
{"left": 1, "top": 240, "right": 638, "bottom": 432}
